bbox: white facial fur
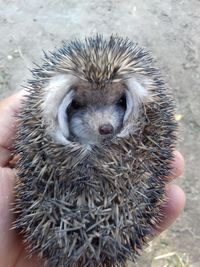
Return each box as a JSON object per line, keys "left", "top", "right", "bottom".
{"left": 41, "top": 74, "right": 149, "bottom": 145}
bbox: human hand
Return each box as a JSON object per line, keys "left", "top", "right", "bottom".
{"left": 0, "top": 92, "right": 185, "bottom": 267}
{"left": 0, "top": 92, "right": 42, "bottom": 267}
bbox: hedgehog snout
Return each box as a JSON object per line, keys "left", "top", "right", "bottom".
{"left": 98, "top": 124, "right": 114, "bottom": 135}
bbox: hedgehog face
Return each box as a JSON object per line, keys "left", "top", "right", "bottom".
{"left": 67, "top": 89, "right": 126, "bottom": 145}
{"left": 42, "top": 74, "right": 149, "bottom": 146}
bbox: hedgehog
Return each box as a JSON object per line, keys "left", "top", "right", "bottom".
{"left": 14, "top": 35, "right": 177, "bottom": 267}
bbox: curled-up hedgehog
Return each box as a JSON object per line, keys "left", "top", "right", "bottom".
{"left": 14, "top": 35, "right": 177, "bottom": 267}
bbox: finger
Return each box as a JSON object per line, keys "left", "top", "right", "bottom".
{"left": 15, "top": 250, "right": 43, "bottom": 267}
{"left": 166, "top": 150, "right": 185, "bottom": 180}
{"left": 9, "top": 155, "right": 20, "bottom": 168}
{"left": 0, "top": 147, "right": 12, "bottom": 167}
{"left": 154, "top": 184, "right": 186, "bottom": 235}
{"left": 0, "top": 167, "right": 40, "bottom": 267}
{"left": 0, "top": 167, "right": 22, "bottom": 267}
{"left": 0, "top": 90, "right": 26, "bottom": 149}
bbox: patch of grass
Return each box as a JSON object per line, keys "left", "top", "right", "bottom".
{"left": 153, "top": 251, "right": 189, "bottom": 267}
{"left": 128, "top": 232, "right": 191, "bottom": 267}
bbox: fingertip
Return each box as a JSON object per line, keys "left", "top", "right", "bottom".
{"left": 164, "top": 184, "right": 186, "bottom": 217}
{"left": 0, "top": 91, "right": 25, "bottom": 148}
{"left": 7, "top": 90, "right": 28, "bottom": 110}
{"left": 155, "top": 184, "right": 186, "bottom": 234}
{"left": 167, "top": 150, "right": 185, "bottom": 180}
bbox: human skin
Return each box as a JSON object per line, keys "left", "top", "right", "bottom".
{"left": 0, "top": 92, "right": 185, "bottom": 267}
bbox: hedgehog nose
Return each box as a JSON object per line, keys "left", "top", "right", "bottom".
{"left": 99, "top": 124, "right": 114, "bottom": 135}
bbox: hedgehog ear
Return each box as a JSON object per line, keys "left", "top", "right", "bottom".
{"left": 124, "top": 77, "right": 149, "bottom": 121}
{"left": 58, "top": 90, "right": 74, "bottom": 140}
{"left": 41, "top": 74, "right": 77, "bottom": 144}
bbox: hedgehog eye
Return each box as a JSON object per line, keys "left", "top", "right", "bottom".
{"left": 117, "top": 94, "right": 126, "bottom": 109}
{"left": 70, "top": 100, "right": 83, "bottom": 110}
{"left": 66, "top": 100, "right": 84, "bottom": 115}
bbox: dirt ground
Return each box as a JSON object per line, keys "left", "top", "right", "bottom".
{"left": 0, "top": 0, "right": 200, "bottom": 266}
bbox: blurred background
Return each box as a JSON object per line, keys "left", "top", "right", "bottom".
{"left": 0, "top": 1, "right": 199, "bottom": 266}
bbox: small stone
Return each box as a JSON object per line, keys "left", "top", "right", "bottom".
{"left": 7, "top": 55, "right": 13, "bottom": 60}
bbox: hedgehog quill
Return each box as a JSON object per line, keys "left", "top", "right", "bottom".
{"left": 14, "top": 35, "right": 177, "bottom": 267}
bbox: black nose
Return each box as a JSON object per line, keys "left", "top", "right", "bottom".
{"left": 99, "top": 124, "right": 114, "bottom": 135}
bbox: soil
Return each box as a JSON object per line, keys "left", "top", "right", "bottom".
{"left": 0, "top": 0, "right": 199, "bottom": 266}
